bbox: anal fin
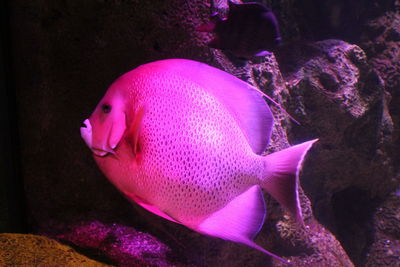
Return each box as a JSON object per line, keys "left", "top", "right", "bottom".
{"left": 196, "top": 185, "right": 291, "bottom": 264}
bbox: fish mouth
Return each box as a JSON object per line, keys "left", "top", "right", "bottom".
{"left": 80, "top": 119, "right": 93, "bottom": 148}
{"left": 92, "top": 147, "right": 115, "bottom": 157}
{"left": 80, "top": 119, "right": 115, "bottom": 157}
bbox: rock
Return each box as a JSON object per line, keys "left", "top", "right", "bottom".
{"left": 279, "top": 0, "right": 395, "bottom": 42}
{"left": 0, "top": 233, "right": 111, "bottom": 266}
{"left": 278, "top": 38, "right": 397, "bottom": 266}
{"left": 364, "top": 192, "right": 400, "bottom": 266}
{"left": 361, "top": 11, "right": 400, "bottom": 94}
{"left": 357, "top": 6, "right": 400, "bottom": 266}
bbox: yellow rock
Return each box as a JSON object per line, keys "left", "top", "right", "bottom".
{"left": 0, "top": 233, "right": 111, "bottom": 266}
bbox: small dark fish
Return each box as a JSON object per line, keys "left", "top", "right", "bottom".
{"left": 197, "top": 1, "right": 282, "bottom": 59}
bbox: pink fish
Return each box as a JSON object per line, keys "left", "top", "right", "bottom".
{"left": 80, "top": 59, "right": 317, "bottom": 264}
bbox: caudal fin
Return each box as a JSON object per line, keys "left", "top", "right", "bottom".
{"left": 261, "top": 139, "right": 318, "bottom": 224}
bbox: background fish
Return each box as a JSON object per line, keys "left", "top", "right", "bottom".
{"left": 197, "top": 1, "right": 282, "bottom": 59}
{"left": 80, "top": 59, "right": 317, "bottom": 264}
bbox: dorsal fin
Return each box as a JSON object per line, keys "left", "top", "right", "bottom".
{"left": 146, "top": 59, "right": 274, "bottom": 154}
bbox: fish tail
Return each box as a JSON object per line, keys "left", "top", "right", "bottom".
{"left": 260, "top": 139, "right": 318, "bottom": 224}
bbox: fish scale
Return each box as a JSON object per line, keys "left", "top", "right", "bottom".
{"left": 80, "top": 59, "right": 317, "bottom": 264}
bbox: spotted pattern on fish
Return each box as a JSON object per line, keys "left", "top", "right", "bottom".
{"left": 81, "top": 59, "right": 317, "bottom": 264}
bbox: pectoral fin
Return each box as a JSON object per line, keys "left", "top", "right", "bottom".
{"left": 126, "top": 105, "right": 145, "bottom": 158}
{"left": 196, "top": 185, "right": 291, "bottom": 264}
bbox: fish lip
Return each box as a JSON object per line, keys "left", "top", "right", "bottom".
{"left": 92, "top": 148, "right": 110, "bottom": 157}
{"left": 80, "top": 119, "right": 93, "bottom": 148}
{"left": 92, "top": 146, "right": 117, "bottom": 157}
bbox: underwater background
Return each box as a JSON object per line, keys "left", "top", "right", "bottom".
{"left": 1, "top": 0, "right": 399, "bottom": 266}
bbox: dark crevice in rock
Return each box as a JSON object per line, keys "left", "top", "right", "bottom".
{"left": 331, "top": 187, "right": 382, "bottom": 266}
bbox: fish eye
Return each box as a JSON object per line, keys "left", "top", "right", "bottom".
{"left": 101, "top": 104, "right": 112, "bottom": 114}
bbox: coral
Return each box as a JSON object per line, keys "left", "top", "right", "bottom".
{"left": 0, "top": 233, "right": 110, "bottom": 266}
{"left": 51, "top": 221, "right": 181, "bottom": 266}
